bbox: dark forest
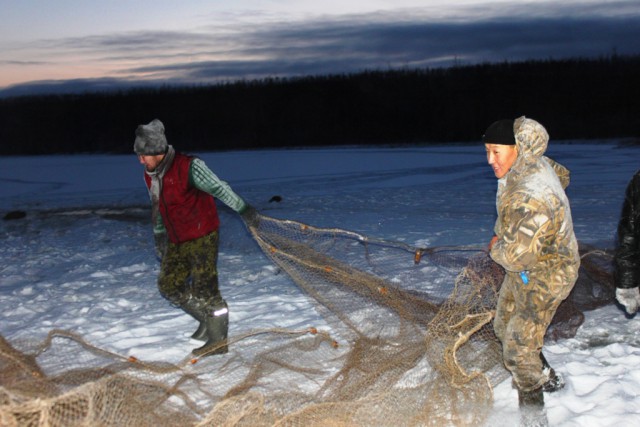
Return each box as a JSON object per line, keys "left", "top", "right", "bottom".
{"left": 1, "top": 55, "right": 639, "bottom": 155}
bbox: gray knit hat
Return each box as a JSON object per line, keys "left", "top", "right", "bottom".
{"left": 133, "top": 119, "right": 168, "bottom": 155}
{"left": 482, "top": 119, "right": 515, "bottom": 145}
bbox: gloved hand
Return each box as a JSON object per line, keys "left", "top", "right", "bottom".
{"left": 616, "top": 287, "right": 640, "bottom": 315}
{"left": 154, "top": 231, "right": 168, "bottom": 261}
{"left": 240, "top": 205, "right": 259, "bottom": 229}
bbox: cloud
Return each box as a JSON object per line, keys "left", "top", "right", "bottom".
{"left": 2, "top": 1, "right": 639, "bottom": 96}
{"left": 123, "top": 12, "right": 640, "bottom": 78}
{"left": 0, "top": 60, "right": 50, "bottom": 66}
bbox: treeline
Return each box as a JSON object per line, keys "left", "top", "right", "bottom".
{"left": 1, "top": 55, "right": 639, "bottom": 155}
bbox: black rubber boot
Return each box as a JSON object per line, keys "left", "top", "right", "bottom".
{"left": 180, "top": 296, "right": 208, "bottom": 341}
{"left": 540, "top": 352, "right": 565, "bottom": 393}
{"left": 192, "top": 300, "right": 229, "bottom": 357}
{"left": 518, "top": 387, "right": 548, "bottom": 427}
{"left": 190, "top": 322, "right": 207, "bottom": 341}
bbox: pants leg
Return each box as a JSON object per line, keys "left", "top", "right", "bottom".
{"left": 494, "top": 272, "right": 571, "bottom": 391}
{"left": 157, "top": 232, "right": 224, "bottom": 342}
{"left": 188, "top": 231, "right": 221, "bottom": 302}
{"left": 157, "top": 231, "right": 220, "bottom": 303}
{"left": 157, "top": 240, "right": 190, "bottom": 303}
{"left": 493, "top": 274, "right": 516, "bottom": 344}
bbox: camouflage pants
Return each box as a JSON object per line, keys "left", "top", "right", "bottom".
{"left": 493, "top": 271, "right": 574, "bottom": 391}
{"left": 158, "top": 231, "right": 221, "bottom": 304}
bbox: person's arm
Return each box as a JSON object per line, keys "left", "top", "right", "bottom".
{"left": 490, "top": 192, "right": 553, "bottom": 274}
{"left": 189, "top": 158, "right": 248, "bottom": 213}
{"left": 615, "top": 174, "right": 640, "bottom": 314}
{"left": 615, "top": 173, "right": 640, "bottom": 289}
{"left": 153, "top": 213, "right": 166, "bottom": 234}
{"left": 152, "top": 214, "right": 167, "bottom": 260}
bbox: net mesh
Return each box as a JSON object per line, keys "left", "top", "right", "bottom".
{"left": 0, "top": 212, "right": 615, "bottom": 426}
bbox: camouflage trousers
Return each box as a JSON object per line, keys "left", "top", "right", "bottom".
{"left": 493, "top": 270, "right": 575, "bottom": 391}
{"left": 158, "top": 231, "right": 221, "bottom": 304}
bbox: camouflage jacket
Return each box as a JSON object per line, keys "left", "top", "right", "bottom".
{"left": 490, "top": 117, "right": 580, "bottom": 288}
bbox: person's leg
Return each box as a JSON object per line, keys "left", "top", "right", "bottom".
{"left": 540, "top": 351, "right": 564, "bottom": 392}
{"left": 157, "top": 241, "right": 190, "bottom": 304}
{"left": 192, "top": 299, "right": 229, "bottom": 357}
{"left": 503, "top": 275, "right": 571, "bottom": 391}
{"left": 188, "top": 231, "right": 229, "bottom": 356}
{"left": 158, "top": 236, "right": 221, "bottom": 344}
{"left": 178, "top": 231, "right": 221, "bottom": 341}
{"left": 518, "top": 386, "right": 547, "bottom": 427}
{"left": 190, "top": 231, "right": 221, "bottom": 301}
{"left": 493, "top": 274, "right": 516, "bottom": 345}
{"left": 503, "top": 275, "right": 573, "bottom": 426}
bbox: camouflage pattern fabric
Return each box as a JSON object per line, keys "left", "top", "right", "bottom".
{"left": 490, "top": 116, "right": 580, "bottom": 392}
{"left": 157, "top": 231, "right": 221, "bottom": 304}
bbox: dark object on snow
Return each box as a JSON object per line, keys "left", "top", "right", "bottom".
{"left": 545, "top": 302, "right": 585, "bottom": 341}
{"left": 546, "top": 243, "right": 616, "bottom": 340}
{"left": 268, "top": 195, "right": 282, "bottom": 203}
{"left": 3, "top": 210, "right": 26, "bottom": 221}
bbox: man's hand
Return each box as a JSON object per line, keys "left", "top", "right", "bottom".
{"left": 616, "top": 287, "right": 640, "bottom": 315}
{"left": 488, "top": 235, "right": 498, "bottom": 251}
{"left": 240, "top": 205, "right": 259, "bottom": 229}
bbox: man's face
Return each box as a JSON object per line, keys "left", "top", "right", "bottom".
{"left": 485, "top": 143, "right": 518, "bottom": 179}
{"left": 138, "top": 154, "right": 165, "bottom": 172}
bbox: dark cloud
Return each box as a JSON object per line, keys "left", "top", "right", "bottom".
{"left": 0, "top": 60, "right": 50, "bottom": 66}
{"left": 126, "top": 13, "right": 640, "bottom": 79}
{"left": 2, "top": 1, "right": 639, "bottom": 97}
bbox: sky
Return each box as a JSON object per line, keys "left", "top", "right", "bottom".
{"left": 1, "top": 142, "right": 639, "bottom": 425}
{"left": 1, "top": 0, "right": 640, "bottom": 96}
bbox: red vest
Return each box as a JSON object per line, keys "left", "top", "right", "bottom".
{"left": 144, "top": 153, "right": 219, "bottom": 244}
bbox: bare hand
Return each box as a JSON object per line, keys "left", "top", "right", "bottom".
{"left": 488, "top": 235, "right": 498, "bottom": 251}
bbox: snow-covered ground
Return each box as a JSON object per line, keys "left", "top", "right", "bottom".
{"left": 1, "top": 141, "right": 639, "bottom": 425}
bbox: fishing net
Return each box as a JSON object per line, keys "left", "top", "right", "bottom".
{"left": 0, "top": 212, "right": 615, "bottom": 426}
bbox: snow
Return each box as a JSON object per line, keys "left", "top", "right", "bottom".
{"left": 1, "top": 141, "right": 640, "bottom": 425}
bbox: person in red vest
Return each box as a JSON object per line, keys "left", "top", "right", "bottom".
{"left": 134, "top": 118, "right": 257, "bottom": 357}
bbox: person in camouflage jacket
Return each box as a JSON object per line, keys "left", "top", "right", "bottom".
{"left": 134, "top": 119, "right": 258, "bottom": 357}
{"left": 614, "top": 169, "right": 640, "bottom": 314}
{"left": 484, "top": 117, "right": 580, "bottom": 426}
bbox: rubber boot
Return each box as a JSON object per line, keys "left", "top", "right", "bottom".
{"left": 192, "top": 300, "right": 229, "bottom": 357}
{"left": 540, "top": 352, "right": 564, "bottom": 393}
{"left": 180, "top": 296, "right": 208, "bottom": 341}
{"left": 518, "top": 387, "right": 548, "bottom": 427}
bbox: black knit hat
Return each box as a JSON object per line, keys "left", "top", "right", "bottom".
{"left": 482, "top": 119, "right": 515, "bottom": 145}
